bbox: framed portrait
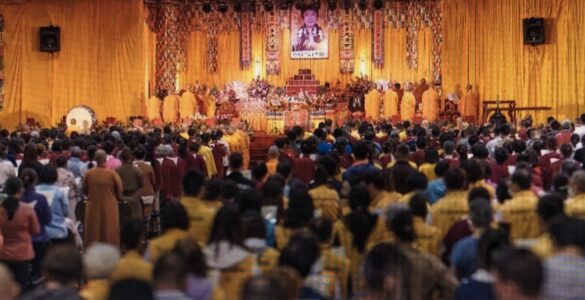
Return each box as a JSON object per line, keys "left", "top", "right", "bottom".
{"left": 291, "top": 5, "right": 329, "bottom": 59}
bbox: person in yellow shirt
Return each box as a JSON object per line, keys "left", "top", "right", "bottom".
{"left": 409, "top": 193, "right": 441, "bottom": 256}
{"left": 364, "top": 87, "right": 382, "bottom": 121}
{"left": 180, "top": 171, "right": 219, "bottom": 246}
{"left": 199, "top": 133, "right": 217, "bottom": 178}
{"left": 400, "top": 83, "right": 416, "bottom": 121}
{"left": 498, "top": 169, "right": 540, "bottom": 242}
{"left": 309, "top": 218, "right": 351, "bottom": 300}
{"left": 334, "top": 186, "right": 389, "bottom": 294}
{"left": 236, "top": 126, "right": 251, "bottom": 170}
{"left": 566, "top": 170, "right": 585, "bottom": 220}
{"left": 532, "top": 194, "right": 565, "bottom": 259}
{"left": 146, "top": 94, "right": 162, "bottom": 122}
{"left": 421, "top": 82, "right": 441, "bottom": 122}
{"left": 382, "top": 87, "right": 399, "bottom": 119}
{"left": 81, "top": 243, "right": 121, "bottom": 300}
{"left": 111, "top": 220, "right": 153, "bottom": 283}
{"left": 365, "top": 170, "right": 402, "bottom": 215}
{"left": 276, "top": 188, "right": 314, "bottom": 249}
{"left": 223, "top": 127, "right": 243, "bottom": 157}
{"left": 162, "top": 93, "right": 179, "bottom": 124}
{"left": 462, "top": 159, "right": 496, "bottom": 200}
{"left": 241, "top": 211, "right": 280, "bottom": 273}
{"left": 431, "top": 168, "right": 469, "bottom": 234}
{"left": 265, "top": 146, "right": 280, "bottom": 176}
{"left": 308, "top": 166, "right": 341, "bottom": 222}
{"left": 398, "top": 172, "right": 428, "bottom": 205}
{"left": 419, "top": 149, "right": 440, "bottom": 181}
{"left": 147, "top": 203, "right": 191, "bottom": 262}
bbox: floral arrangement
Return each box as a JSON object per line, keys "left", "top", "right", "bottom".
{"left": 247, "top": 77, "right": 272, "bottom": 100}
{"left": 347, "top": 75, "right": 375, "bottom": 97}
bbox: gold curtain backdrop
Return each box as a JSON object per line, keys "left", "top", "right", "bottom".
{"left": 0, "top": 0, "right": 146, "bottom": 128}
{"left": 1, "top": 0, "right": 584, "bottom": 129}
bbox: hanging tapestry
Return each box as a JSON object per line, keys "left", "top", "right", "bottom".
{"left": 372, "top": 10, "right": 384, "bottom": 68}
{"left": 431, "top": 2, "right": 443, "bottom": 84}
{"left": 240, "top": 12, "right": 252, "bottom": 69}
{"left": 154, "top": 4, "right": 183, "bottom": 94}
{"left": 265, "top": 11, "right": 280, "bottom": 75}
{"left": 0, "top": 14, "right": 4, "bottom": 111}
{"left": 339, "top": 10, "right": 354, "bottom": 74}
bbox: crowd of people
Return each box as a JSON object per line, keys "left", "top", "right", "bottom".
{"left": 1, "top": 113, "right": 585, "bottom": 300}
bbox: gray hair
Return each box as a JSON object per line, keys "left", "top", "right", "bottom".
{"left": 571, "top": 171, "right": 585, "bottom": 194}
{"left": 83, "top": 243, "right": 120, "bottom": 279}
{"left": 469, "top": 199, "right": 492, "bottom": 229}
{"left": 561, "top": 119, "right": 572, "bottom": 130}
{"left": 268, "top": 145, "right": 280, "bottom": 158}
{"left": 70, "top": 146, "right": 82, "bottom": 157}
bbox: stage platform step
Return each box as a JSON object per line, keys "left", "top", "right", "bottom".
{"left": 248, "top": 132, "right": 284, "bottom": 169}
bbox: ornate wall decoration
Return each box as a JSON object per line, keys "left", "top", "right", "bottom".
{"left": 339, "top": 10, "right": 354, "bottom": 74}
{"left": 431, "top": 2, "right": 443, "bottom": 84}
{"left": 265, "top": 11, "right": 280, "bottom": 75}
{"left": 240, "top": 12, "right": 252, "bottom": 70}
{"left": 153, "top": 4, "right": 183, "bottom": 94}
{"left": 372, "top": 10, "right": 384, "bottom": 69}
{"left": 0, "top": 14, "right": 4, "bottom": 111}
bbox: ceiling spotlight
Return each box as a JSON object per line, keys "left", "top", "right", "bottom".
{"left": 328, "top": 0, "right": 337, "bottom": 11}
{"left": 264, "top": 1, "right": 274, "bottom": 11}
{"left": 374, "top": 0, "right": 383, "bottom": 10}
{"left": 358, "top": 0, "right": 367, "bottom": 11}
{"left": 202, "top": 2, "right": 212, "bottom": 13}
{"left": 218, "top": 2, "right": 229, "bottom": 13}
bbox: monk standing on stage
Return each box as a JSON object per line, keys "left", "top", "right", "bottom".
{"left": 179, "top": 87, "right": 197, "bottom": 121}
{"left": 236, "top": 125, "right": 251, "bottom": 170}
{"left": 459, "top": 84, "right": 479, "bottom": 122}
{"left": 163, "top": 93, "right": 179, "bottom": 123}
{"left": 401, "top": 83, "right": 416, "bottom": 121}
{"left": 422, "top": 82, "right": 441, "bottom": 122}
{"left": 383, "top": 85, "right": 399, "bottom": 119}
{"left": 83, "top": 150, "right": 123, "bottom": 247}
{"left": 414, "top": 78, "right": 430, "bottom": 107}
{"left": 146, "top": 94, "right": 162, "bottom": 122}
{"left": 364, "top": 87, "right": 382, "bottom": 121}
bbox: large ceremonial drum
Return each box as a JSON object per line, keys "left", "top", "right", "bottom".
{"left": 66, "top": 105, "right": 96, "bottom": 132}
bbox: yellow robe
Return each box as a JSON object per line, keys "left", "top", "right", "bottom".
{"left": 498, "top": 190, "right": 540, "bottom": 241}
{"left": 111, "top": 250, "right": 153, "bottom": 283}
{"left": 80, "top": 279, "right": 110, "bottom": 300}
{"left": 419, "top": 163, "right": 437, "bottom": 181}
{"left": 146, "top": 96, "right": 162, "bottom": 121}
{"left": 179, "top": 90, "right": 197, "bottom": 120}
{"left": 162, "top": 94, "right": 179, "bottom": 123}
{"left": 566, "top": 194, "right": 585, "bottom": 220}
{"left": 430, "top": 190, "right": 469, "bottom": 234}
{"left": 421, "top": 88, "right": 440, "bottom": 122}
{"left": 308, "top": 185, "right": 342, "bottom": 222}
{"left": 147, "top": 229, "right": 190, "bottom": 262}
{"left": 199, "top": 145, "right": 218, "bottom": 178}
{"left": 203, "top": 94, "right": 216, "bottom": 117}
{"left": 383, "top": 89, "right": 399, "bottom": 118}
{"left": 369, "top": 191, "right": 402, "bottom": 214}
{"left": 321, "top": 246, "right": 351, "bottom": 300}
{"left": 180, "top": 196, "right": 219, "bottom": 246}
{"left": 459, "top": 91, "right": 478, "bottom": 119}
{"left": 532, "top": 233, "right": 553, "bottom": 260}
{"left": 364, "top": 89, "right": 382, "bottom": 121}
{"left": 400, "top": 91, "right": 416, "bottom": 120}
{"left": 413, "top": 216, "right": 441, "bottom": 256}
{"left": 236, "top": 130, "right": 250, "bottom": 169}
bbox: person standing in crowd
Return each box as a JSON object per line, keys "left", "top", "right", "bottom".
{"left": 152, "top": 252, "right": 191, "bottom": 300}
{"left": 81, "top": 243, "right": 120, "bottom": 300}
{"left": 491, "top": 248, "right": 543, "bottom": 300}
{"left": 83, "top": 150, "right": 123, "bottom": 247}
{"left": 566, "top": 170, "right": 585, "bottom": 220}
{"left": 55, "top": 156, "right": 78, "bottom": 222}
{"left": 498, "top": 170, "right": 540, "bottom": 242}
{"left": 36, "top": 165, "right": 69, "bottom": 245}
{"left": 408, "top": 192, "right": 441, "bottom": 256}
{"left": 431, "top": 168, "right": 469, "bottom": 234}
{"left": 308, "top": 166, "right": 341, "bottom": 222}
{"left": 0, "top": 177, "right": 40, "bottom": 292}
{"left": 116, "top": 147, "right": 144, "bottom": 221}
{"left": 276, "top": 188, "right": 314, "bottom": 250}
{"left": 133, "top": 146, "right": 157, "bottom": 234}
{"left": 19, "top": 144, "right": 43, "bottom": 177}
{"left": 180, "top": 170, "right": 218, "bottom": 246}
{"left": 66, "top": 146, "right": 87, "bottom": 179}
{"left": 111, "top": 220, "right": 152, "bottom": 283}
{"left": 0, "top": 143, "right": 16, "bottom": 187}
{"left": 147, "top": 203, "right": 190, "bottom": 262}
{"left": 19, "top": 169, "right": 51, "bottom": 285}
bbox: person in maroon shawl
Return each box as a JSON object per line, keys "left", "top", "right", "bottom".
{"left": 184, "top": 143, "right": 208, "bottom": 177}
{"left": 293, "top": 140, "right": 316, "bottom": 185}
{"left": 155, "top": 145, "right": 185, "bottom": 205}
{"left": 211, "top": 131, "right": 227, "bottom": 179}
{"left": 490, "top": 148, "right": 510, "bottom": 184}
{"left": 411, "top": 137, "right": 427, "bottom": 167}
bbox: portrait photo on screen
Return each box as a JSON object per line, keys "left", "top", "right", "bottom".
{"left": 291, "top": 5, "right": 329, "bottom": 59}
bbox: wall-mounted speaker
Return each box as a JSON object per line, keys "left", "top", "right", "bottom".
{"left": 40, "top": 26, "right": 60, "bottom": 52}
{"left": 523, "top": 18, "right": 545, "bottom": 45}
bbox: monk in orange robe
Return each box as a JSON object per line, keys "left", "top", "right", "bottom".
{"left": 236, "top": 127, "right": 250, "bottom": 169}
{"left": 179, "top": 88, "right": 197, "bottom": 121}
{"left": 422, "top": 83, "right": 440, "bottom": 122}
{"left": 163, "top": 93, "right": 179, "bottom": 123}
{"left": 383, "top": 88, "right": 399, "bottom": 119}
{"left": 459, "top": 84, "right": 478, "bottom": 122}
{"left": 400, "top": 83, "right": 416, "bottom": 121}
{"left": 146, "top": 95, "right": 162, "bottom": 122}
{"left": 364, "top": 88, "right": 382, "bottom": 121}
{"left": 413, "top": 78, "right": 429, "bottom": 106}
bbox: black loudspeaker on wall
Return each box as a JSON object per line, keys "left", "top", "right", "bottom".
{"left": 40, "top": 26, "right": 60, "bottom": 52}
{"left": 523, "top": 18, "right": 545, "bottom": 45}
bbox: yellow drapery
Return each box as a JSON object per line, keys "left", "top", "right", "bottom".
{"left": 0, "top": 0, "right": 146, "bottom": 129}
{"left": 2, "top": 0, "right": 585, "bottom": 129}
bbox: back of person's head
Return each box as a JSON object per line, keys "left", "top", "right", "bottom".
{"left": 313, "top": 165, "right": 329, "bottom": 186}
{"left": 208, "top": 206, "right": 244, "bottom": 246}
{"left": 238, "top": 189, "right": 262, "bottom": 213}
{"left": 308, "top": 217, "right": 333, "bottom": 245}
{"left": 538, "top": 194, "right": 565, "bottom": 225}
{"left": 469, "top": 198, "right": 493, "bottom": 230}
{"left": 570, "top": 170, "right": 585, "bottom": 195}
{"left": 434, "top": 160, "right": 450, "bottom": 177}
{"left": 220, "top": 180, "right": 239, "bottom": 203}
{"left": 182, "top": 170, "right": 206, "bottom": 197}
{"left": 84, "top": 243, "right": 120, "bottom": 280}
{"left": 416, "top": 137, "right": 427, "bottom": 150}
{"left": 277, "top": 162, "right": 293, "bottom": 179}
{"left": 55, "top": 155, "right": 68, "bottom": 168}
{"left": 461, "top": 159, "right": 485, "bottom": 183}
{"left": 242, "top": 268, "right": 300, "bottom": 300}
{"left": 42, "top": 245, "right": 83, "bottom": 285}
{"left": 545, "top": 136, "right": 557, "bottom": 150}
{"left": 348, "top": 185, "right": 372, "bottom": 212}
{"left": 495, "top": 147, "right": 509, "bottom": 164}
{"left": 18, "top": 168, "right": 37, "bottom": 189}
{"left": 153, "top": 252, "right": 188, "bottom": 290}
{"left": 108, "top": 279, "right": 154, "bottom": 300}
{"left": 353, "top": 141, "right": 370, "bottom": 160}
{"left": 278, "top": 231, "right": 320, "bottom": 278}
{"left": 444, "top": 168, "right": 466, "bottom": 191}
{"left": 468, "top": 187, "right": 491, "bottom": 203}
{"left": 443, "top": 140, "right": 456, "bottom": 155}
{"left": 560, "top": 143, "right": 573, "bottom": 158}
{"left": 387, "top": 206, "right": 416, "bottom": 243}
{"left": 364, "top": 170, "right": 385, "bottom": 190}
{"left": 284, "top": 187, "right": 314, "bottom": 229}
{"left": 38, "top": 164, "right": 58, "bottom": 185}
{"left": 394, "top": 143, "right": 410, "bottom": 160}
{"left": 2, "top": 177, "right": 23, "bottom": 221}
{"left": 476, "top": 229, "right": 510, "bottom": 270}
{"left": 405, "top": 171, "right": 428, "bottom": 192}
{"left": 229, "top": 152, "right": 244, "bottom": 170}
{"left": 471, "top": 144, "right": 490, "bottom": 160}
{"left": 241, "top": 211, "right": 266, "bottom": 240}
{"left": 121, "top": 220, "right": 144, "bottom": 250}
{"left": 408, "top": 192, "right": 429, "bottom": 219}
{"left": 424, "top": 148, "right": 439, "bottom": 164}
{"left": 160, "top": 203, "right": 189, "bottom": 232}
{"left": 511, "top": 169, "right": 532, "bottom": 191}
{"left": 492, "top": 248, "right": 543, "bottom": 299}
{"left": 252, "top": 163, "right": 268, "bottom": 181}
{"left": 548, "top": 217, "right": 585, "bottom": 251}
{"left": 363, "top": 243, "right": 410, "bottom": 298}
{"left": 172, "top": 238, "right": 208, "bottom": 277}
{"left": 203, "top": 178, "right": 222, "bottom": 200}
